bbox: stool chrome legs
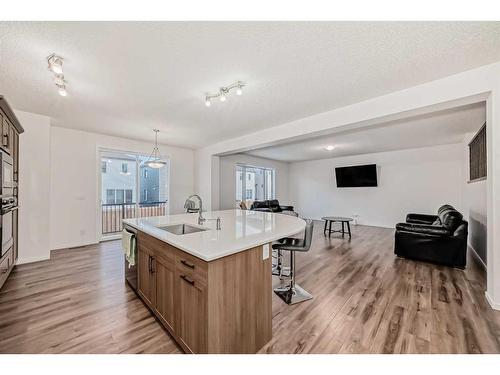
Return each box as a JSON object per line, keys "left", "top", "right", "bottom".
{"left": 273, "top": 251, "right": 313, "bottom": 305}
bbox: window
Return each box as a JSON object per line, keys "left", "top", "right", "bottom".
{"left": 116, "top": 189, "right": 125, "bottom": 204}
{"left": 235, "top": 165, "right": 275, "bottom": 206}
{"left": 246, "top": 189, "right": 253, "bottom": 199}
{"left": 125, "top": 189, "right": 133, "bottom": 203}
{"left": 106, "top": 189, "right": 115, "bottom": 204}
{"left": 469, "top": 123, "right": 487, "bottom": 182}
{"left": 100, "top": 151, "right": 169, "bottom": 236}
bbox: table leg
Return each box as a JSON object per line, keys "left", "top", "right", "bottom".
{"left": 328, "top": 221, "right": 332, "bottom": 237}
{"left": 347, "top": 221, "right": 351, "bottom": 238}
{"left": 341, "top": 221, "right": 345, "bottom": 237}
{"left": 323, "top": 220, "right": 327, "bottom": 235}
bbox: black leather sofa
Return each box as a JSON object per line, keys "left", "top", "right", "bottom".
{"left": 250, "top": 199, "right": 295, "bottom": 214}
{"left": 394, "top": 205, "right": 468, "bottom": 269}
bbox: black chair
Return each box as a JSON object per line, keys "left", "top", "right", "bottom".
{"left": 272, "top": 219, "right": 314, "bottom": 305}
{"left": 394, "top": 205, "right": 468, "bottom": 268}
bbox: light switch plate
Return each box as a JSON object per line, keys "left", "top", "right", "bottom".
{"left": 262, "top": 244, "right": 270, "bottom": 260}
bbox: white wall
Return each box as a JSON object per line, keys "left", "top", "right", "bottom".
{"left": 462, "top": 132, "right": 488, "bottom": 266}
{"left": 219, "top": 153, "right": 290, "bottom": 210}
{"left": 289, "top": 144, "right": 463, "bottom": 228}
{"left": 49, "top": 126, "right": 194, "bottom": 250}
{"left": 16, "top": 110, "right": 51, "bottom": 264}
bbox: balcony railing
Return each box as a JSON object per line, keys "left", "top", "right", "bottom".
{"left": 101, "top": 201, "right": 168, "bottom": 235}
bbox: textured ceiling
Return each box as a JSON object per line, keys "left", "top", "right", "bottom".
{"left": 0, "top": 22, "right": 499, "bottom": 149}
{"left": 245, "top": 102, "right": 486, "bottom": 162}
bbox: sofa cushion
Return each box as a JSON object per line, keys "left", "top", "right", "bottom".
{"left": 432, "top": 218, "right": 442, "bottom": 226}
{"left": 438, "top": 206, "right": 463, "bottom": 232}
{"left": 251, "top": 200, "right": 269, "bottom": 210}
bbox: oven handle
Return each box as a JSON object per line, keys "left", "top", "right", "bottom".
{"left": 1, "top": 206, "right": 18, "bottom": 214}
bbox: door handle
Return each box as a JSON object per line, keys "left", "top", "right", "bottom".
{"left": 151, "top": 256, "right": 156, "bottom": 274}
{"left": 180, "top": 275, "right": 195, "bottom": 286}
{"left": 180, "top": 259, "right": 195, "bottom": 269}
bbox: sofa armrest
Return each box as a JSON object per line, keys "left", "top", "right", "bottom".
{"left": 252, "top": 207, "right": 272, "bottom": 212}
{"left": 396, "top": 223, "right": 450, "bottom": 236}
{"left": 279, "top": 205, "right": 294, "bottom": 212}
{"left": 405, "top": 213, "right": 439, "bottom": 224}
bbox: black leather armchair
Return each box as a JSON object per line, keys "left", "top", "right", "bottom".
{"left": 250, "top": 199, "right": 295, "bottom": 214}
{"left": 394, "top": 205, "right": 468, "bottom": 269}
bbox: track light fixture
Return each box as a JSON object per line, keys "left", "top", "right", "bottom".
{"left": 47, "top": 53, "right": 68, "bottom": 97}
{"left": 204, "top": 81, "right": 245, "bottom": 107}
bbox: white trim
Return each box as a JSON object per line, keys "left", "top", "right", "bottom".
{"left": 16, "top": 255, "right": 50, "bottom": 265}
{"left": 468, "top": 244, "right": 487, "bottom": 271}
{"left": 485, "top": 292, "right": 500, "bottom": 311}
{"left": 101, "top": 234, "right": 121, "bottom": 242}
{"left": 51, "top": 240, "right": 99, "bottom": 251}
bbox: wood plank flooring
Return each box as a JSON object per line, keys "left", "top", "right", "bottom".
{"left": 1, "top": 223, "right": 500, "bottom": 353}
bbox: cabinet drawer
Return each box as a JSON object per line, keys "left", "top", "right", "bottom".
{"left": 138, "top": 232, "right": 176, "bottom": 262}
{"left": 175, "top": 250, "right": 207, "bottom": 284}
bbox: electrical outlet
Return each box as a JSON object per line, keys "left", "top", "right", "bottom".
{"left": 262, "top": 244, "right": 270, "bottom": 260}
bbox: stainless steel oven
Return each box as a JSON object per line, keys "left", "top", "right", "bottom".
{"left": 1, "top": 196, "right": 16, "bottom": 258}
{"left": 0, "top": 149, "right": 14, "bottom": 197}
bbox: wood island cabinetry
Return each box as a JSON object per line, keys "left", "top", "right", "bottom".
{"left": 136, "top": 230, "right": 271, "bottom": 354}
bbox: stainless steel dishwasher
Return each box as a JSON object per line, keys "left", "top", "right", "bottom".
{"left": 123, "top": 224, "right": 137, "bottom": 291}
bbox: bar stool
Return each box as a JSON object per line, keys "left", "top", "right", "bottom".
{"left": 271, "top": 210, "right": 301, "bottom": 278}
{"left": 272, "top": 219, "right": 314, "bottom": 305}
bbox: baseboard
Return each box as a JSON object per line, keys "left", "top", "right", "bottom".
{"left": 485, "top": 292, "right": 500, "bottom": 311}
{"left": 16, "top": 254, "right": 51, "bottom": 265}
{"left": 50, "top": 240, "right": 99, "bottom": 251}
{"left": 468, "top": 244, "right": 487, "bottom": 271}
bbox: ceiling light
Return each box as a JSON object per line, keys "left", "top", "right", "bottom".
{"left": 204, "top": 81, "right": 245, "bottom": 106}
{"left": 58, "top": 86, "right": 68, "bottom": 97}
{"left": 144, "top": 129, "right": 167, "bottom": 169}
{"left": 325, "top": 145, "right": 335, "bottom": 151}
{"left": 47, "top": 53, "right": 69, "bottom": 97}
{"left": 47, "top": 53, "right": 64, "bottom": 74}
{"left": 54, "top": 75, "right": 65, "bottom": 86}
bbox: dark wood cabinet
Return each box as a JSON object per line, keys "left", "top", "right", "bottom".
{"left": 0, "top": 96, "right": 23, "bottom": 291}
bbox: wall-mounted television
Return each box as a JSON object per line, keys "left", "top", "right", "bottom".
{"left": 335, "top": 164, "right": 377, "bottom": 187}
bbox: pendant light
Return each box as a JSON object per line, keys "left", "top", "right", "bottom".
{"left": 144, "top": 129, "right": 166, "bottom": 169}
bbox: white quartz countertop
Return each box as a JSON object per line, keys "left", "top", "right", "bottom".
{"left": 123, "top": 209, "right": 306, "bottom": 261}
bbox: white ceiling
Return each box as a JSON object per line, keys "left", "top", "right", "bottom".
{"left": 244, "top": 102, "right": 486, "bottom": 162}
{"left": 0, "top": 22, "right": 499, "bottom": 149}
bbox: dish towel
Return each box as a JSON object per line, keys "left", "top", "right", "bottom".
{"left": 122, "top": 229, "right": 137, "bottom": 267}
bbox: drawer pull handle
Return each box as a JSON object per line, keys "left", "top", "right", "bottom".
{"left": 180, "top": 275, "right": 195, "bottom": 285}
{"left": 180, "top": 260, "right": 195, "bottom": 269}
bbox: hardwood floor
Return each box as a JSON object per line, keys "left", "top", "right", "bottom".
{"left": 1, "top": 223, "right": 500, "bottom": 353}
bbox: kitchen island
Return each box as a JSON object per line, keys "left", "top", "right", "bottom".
{"left": 123, "top": 209, "right": 305, "bottom": 354}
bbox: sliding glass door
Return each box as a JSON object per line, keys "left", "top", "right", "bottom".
{"left": 100, "top": 150, "right": 169, "bottom": 236}
{"left": 235, "top": 164, "right": 275, "bottom": 208}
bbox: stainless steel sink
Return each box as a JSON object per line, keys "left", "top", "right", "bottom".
{"left": 157, "top": 223, "right": 208, "bottom": 235}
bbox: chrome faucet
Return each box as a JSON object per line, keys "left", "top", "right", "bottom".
{"left": 184, "top": 194, "right": 205, "bottom": 225}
